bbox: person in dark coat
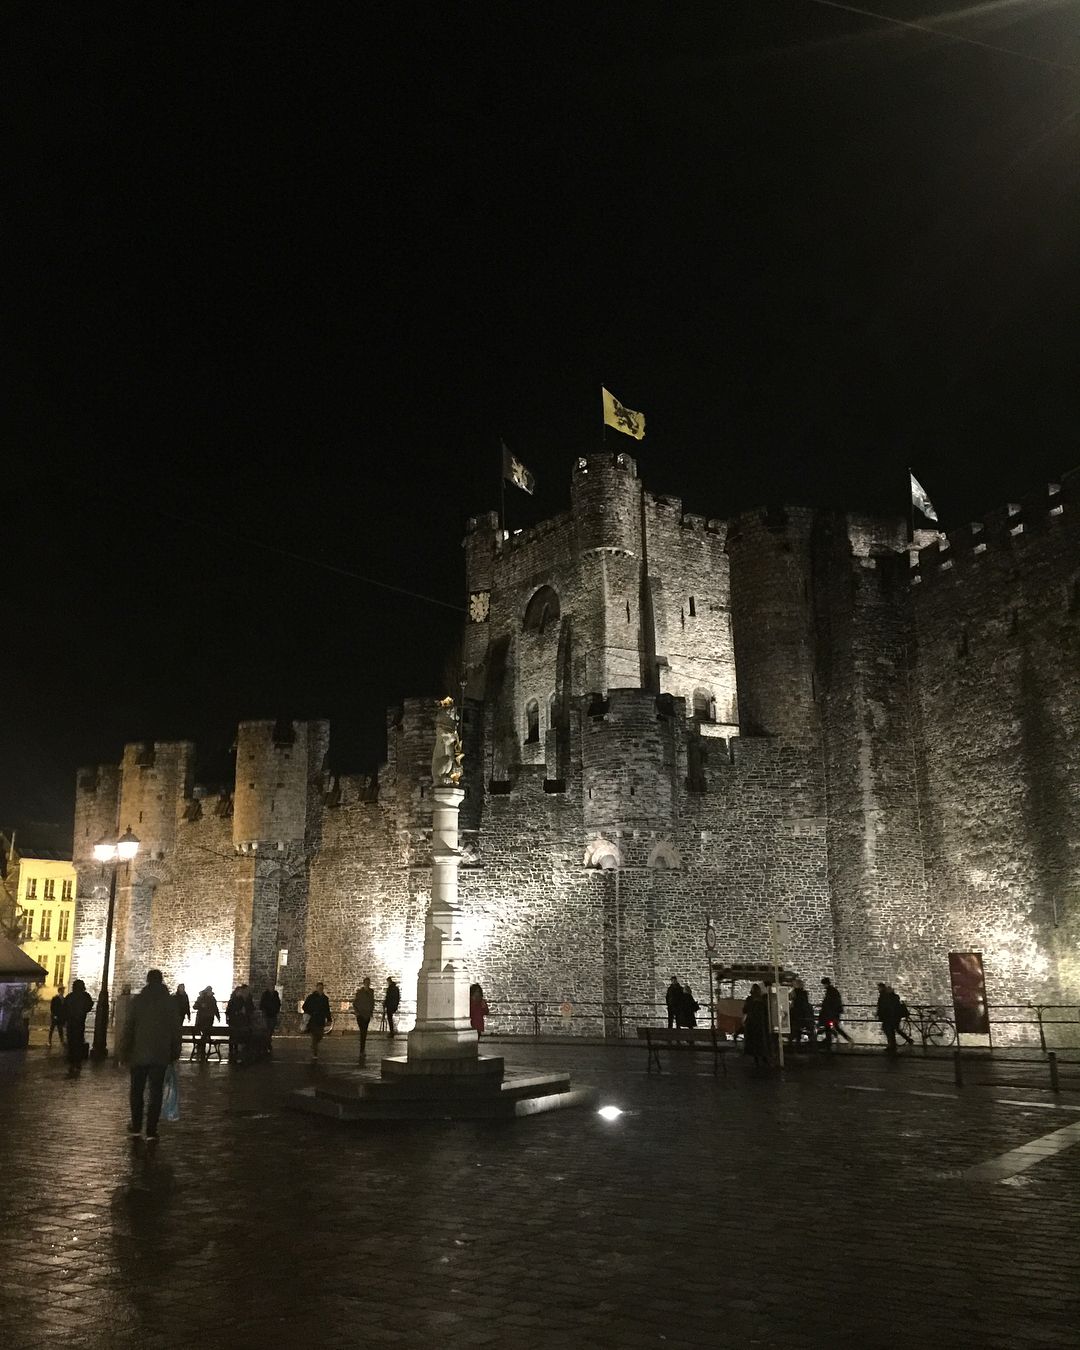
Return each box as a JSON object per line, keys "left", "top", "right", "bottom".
{"left": 876, "top": 982, "right": 912, "bottom": 1055}
{"left": 225, "top": 984, "right": 253, "bottom": 1062}
{"left": 789, "top": 978, "right": 815, "bottom": 1046}
{"left": 676, "top": 983, "right": 700, "bottom": 1030}
{"left": 120, "top": 969, "right": 182, "bottom": 1139}
{"left": 742, "top": 983, "right": 771, "bottom": 1067}
{"left": 665, "top": 976, "right": 682, "bottom": 1030}
{"left": 173, "top": 983, "right": 191, "bottom": 1024}
{"left": 48, "top": 986, "right": 67, "bottom": 1047}
{"left": 302, "top": 982, "right": 333, "bottom": 1060}
{"left": 819, "top": 977, "right": 853, "bottom": 1051}
{"left": 193, "top": 987, "right": 219, "bottom": 1059}
{"left": 383, "top": 976, "right": 401, "bottom": 1037}
{"left": 63, "top": 980, "right": 93, "bottom": 1076}
{"left": 352, "top": 978, "right": 375, "bottom": 1058}
{"left": 259, "top": 987, "right": 282, "bottom": 1050}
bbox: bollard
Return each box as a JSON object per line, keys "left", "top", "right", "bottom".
{"left": 953, "top": 1049, "right": 963, "bottom": 1087}
{"left": 1049, "top": 1051, "right": 1060, "bottom": 1093}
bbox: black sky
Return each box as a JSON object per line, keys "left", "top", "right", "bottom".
{"left": 6, "top": 0, "right": 1080, "bottom": 828}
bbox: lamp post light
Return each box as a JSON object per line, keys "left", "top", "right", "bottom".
{"left": 89, "top": 826, "right": 140, "bottom": 1061}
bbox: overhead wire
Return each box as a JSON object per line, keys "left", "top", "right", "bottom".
{"left": 797, "top": 0, "right": 1079, "bottom": 72}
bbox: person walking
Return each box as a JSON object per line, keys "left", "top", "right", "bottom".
{"left": 173, "top": 982, "right": 191, "bottom": 1025}
{"left": 193, "top": 986, "right": 219, "bottom": 1059}
{"left": 819, "top": 977, "right": 853, "bottom": 1051}
{"left": 469, "top": 982, "right": 489, "bottom": 1036}
{"left": 665, "top": 976, "right": 682, "bottom": 1030}
{"left": 352, "top": 978, "right": 375, "bottom": 1058}
{"left": 302, "top": 982, "right": 332, "bottom": 1060}
{"left": 48, "top": 986, "right": 67, "bottom": 1047}
{"left": 383, "top": 976, "right": 401, "bottom": 1038}
{"left": 789, "top": 978, "right": 815, "bottom": 1046}
{"left": 876, "top": 982, "right": 913, "bottom": 1055}
{"left": 113, "top": 983, "right": 133, "bottom": 1065}
{"left": 742, "top": 983, "right": 771, "bottom": 1067}
{"left": 63, "top": 979, "right": 93, "bottom": 1076}
{"left": 120, "top": 969, "right": 182, "bottom": 1139}
{"left": 259, "top": 987, "right": 282, "bottom": 1052}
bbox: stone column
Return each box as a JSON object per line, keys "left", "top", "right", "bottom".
{"left": 406, "top": 784, "right": 479, "bottom": 1061}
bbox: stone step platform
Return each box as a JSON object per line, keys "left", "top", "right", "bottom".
{"left": 286, "top": 1065, "right": 597, "bottom": 1121}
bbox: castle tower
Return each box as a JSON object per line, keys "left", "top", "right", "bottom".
{"left": 233, "top": 718, "right": 329, "bottom": 999}
{"left": 70, "top": 764, "right": 122, "bottom": 991}
{"left": 725, "top": 507, "right": 819, "bottom": 742}
{"left": 571, "top": 452, "right": 654, "bottom": 693}
{"left": 112, "top": 741, "right": 194, "bottom": 988}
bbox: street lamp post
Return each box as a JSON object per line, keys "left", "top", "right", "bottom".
{"left": 89, "top": 827, "right": 140, "bottom": 1061}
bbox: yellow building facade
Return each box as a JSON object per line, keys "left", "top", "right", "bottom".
{"left": 16, "top": 855, "right": 78, "bottom": 1000}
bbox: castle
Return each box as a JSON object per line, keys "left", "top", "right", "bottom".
{"left": 70, "top": 452, "right": 1080, "bottom": 1021}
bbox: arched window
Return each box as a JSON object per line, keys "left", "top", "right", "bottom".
{"left": 693, "top": 688, "right": 715, "bottom": 722}
{"left": 523, "top": 585, "right": 561, "bottom": 635}
{"left": 525, "top": 699, "right": 540, "bottom": 744}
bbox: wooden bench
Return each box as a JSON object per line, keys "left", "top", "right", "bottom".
{"left": 636, "top": 1026, "right": 729, "bottom": 1076}
{"left": 181, "top": 1027, "right": 231, "bottom": 1061}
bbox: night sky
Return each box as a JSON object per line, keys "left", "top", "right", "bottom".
{"left": 6, "top": 1, "right": 1080, "bottom": 829}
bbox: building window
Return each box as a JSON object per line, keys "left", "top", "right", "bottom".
{"left": 61, "top": 879, "right": 73, "bottom": 901}
{"left": 693, "top": 689, "right": 715, "bottom": 722}
{"left": 22, "top": 910, "right": 34, "bottom": 941}
{"left": 523, "top": 585, "right": 560, "bottom": 635}
{"left": 525, "top": 699, "right": 540, "bottom": 744}
{"left": 40, "top": 952, "right": 49, "bottom": 971}
{"left": 689, "top": 596, "right": 696, "bottom": 617}
{"left": 26, "top": 878, "right": 37, "bottom": 900}
{"left": 40, "top": 911, "right": 52, "bottom": 941}
{"left": 43, "top": 879, "right": 56, "bottom": 900}
{"left": 58, "top": 910, "right": 70, "bottom": 943}
{"left": 54, "top": 954, "right": 66, "bottom": 987}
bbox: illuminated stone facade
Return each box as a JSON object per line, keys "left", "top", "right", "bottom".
{"left": 71, "top": 456, "right": 1080, "bottom": 1017}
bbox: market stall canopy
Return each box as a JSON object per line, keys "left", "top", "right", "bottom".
{"left": 0, "top": 935, "right": 47, "bottom": 983}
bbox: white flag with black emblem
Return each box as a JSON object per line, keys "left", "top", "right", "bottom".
{"left": 502, "top": 441, "right": 536, "bottom": 495}
{"left": 910, "top": 471, "right": 939, "bottom": 523}
{"left": 602, "top": 387, "right": 646, "bottom": 440}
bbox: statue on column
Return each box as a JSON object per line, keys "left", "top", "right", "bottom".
{"left": 431, "top": 696, "right": 464, "bottom": 786}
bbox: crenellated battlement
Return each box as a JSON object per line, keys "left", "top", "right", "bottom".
{"left": 911, "top": 474, "right": 1076, "bottom": 589}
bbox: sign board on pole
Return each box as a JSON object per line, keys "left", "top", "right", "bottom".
{"left": 948, "top": 952, "right": 989, "bottom": 1035}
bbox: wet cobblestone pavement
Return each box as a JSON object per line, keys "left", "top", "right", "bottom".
{"left": 1, "top": 1033, "right": 1078, "bottom": 1349}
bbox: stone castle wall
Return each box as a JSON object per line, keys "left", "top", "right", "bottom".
{"left": 910, "top": 472, "right": 1080, "bottom": 1003}
{"left": 69, "top": 456, "right": 1080, "bottom": 1019}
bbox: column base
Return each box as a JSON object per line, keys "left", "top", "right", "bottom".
{"left": 406, "top": 1026, "right": 480, "bottom": 1062}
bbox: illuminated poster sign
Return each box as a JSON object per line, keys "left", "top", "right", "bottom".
{"left": 949, "top": 951, "right": 989, "bottom": 1035}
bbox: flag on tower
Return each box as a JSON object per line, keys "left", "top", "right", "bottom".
{"left": 910, "top": 471, "right": 939, "bottom": 523}
{"left": 502, "top": 442, "right": 536, "bottom": 495}
{"left": 602, "top": 387, "right": 646, "bottom": 440}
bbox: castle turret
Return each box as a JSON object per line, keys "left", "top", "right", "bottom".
{"left": 232, "top": 719, "right": 329, "bottom": 997}
{"left": 462, "top": 511, "right": 500, "bottom": 694}
{"left": 571, "top": 453, "right": 652, "bottom": 692}
{"left": 70, "top": 764, "right": 122, "bottom": 990}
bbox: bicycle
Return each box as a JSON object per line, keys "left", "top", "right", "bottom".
{"left": 900, "top": 1003, "right": 956, "bottom": 1048}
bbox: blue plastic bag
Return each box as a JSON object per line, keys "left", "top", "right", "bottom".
{"left": 161, "top": 1064, "right": 180, "bottom": 1122}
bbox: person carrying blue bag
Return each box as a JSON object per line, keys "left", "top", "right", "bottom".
{"left": 120, "top": 969, "right": 182, "bottom": 1140}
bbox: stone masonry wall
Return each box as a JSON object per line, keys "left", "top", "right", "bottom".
{"left": 912, "top": 474, "right": 1080, "bottom": 1003}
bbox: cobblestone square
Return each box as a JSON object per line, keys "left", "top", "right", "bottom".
{"left": 1, "top": 1034, "right": 1078, "bottom": 1349}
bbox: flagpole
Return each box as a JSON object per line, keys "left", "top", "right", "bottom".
{"left": 906, "top": 465, "right": 915, "bottom": 547}
{"left": 499, "top": 440, "right": 506, "bottom": 539}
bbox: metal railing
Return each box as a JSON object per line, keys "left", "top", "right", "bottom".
{"left": 303, "top": 996, "right": 1080, "bottom": 1052}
